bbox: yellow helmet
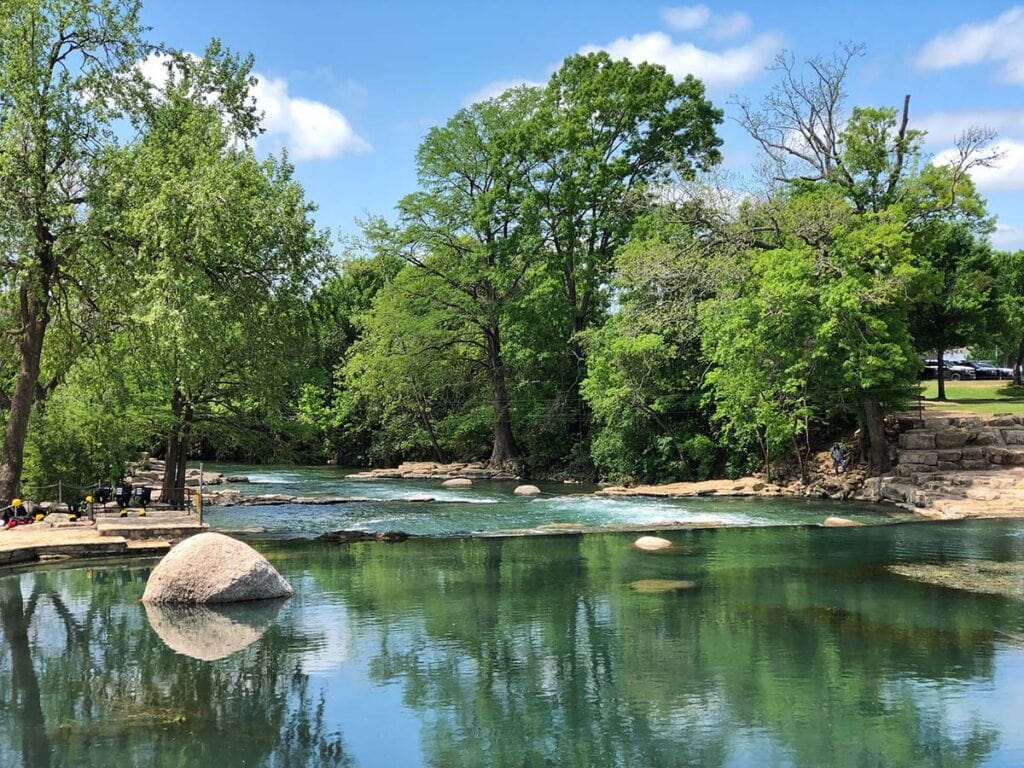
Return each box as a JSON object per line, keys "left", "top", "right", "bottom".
{"left": 11, "top": 498, "right": 21, "bottom": 507}
{"left": 85, "top": 495, "right": 93, "bottom": 503}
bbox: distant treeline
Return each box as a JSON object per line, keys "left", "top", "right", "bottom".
{"left": 2, "top": 3, "right": 1022, "bottom": 497}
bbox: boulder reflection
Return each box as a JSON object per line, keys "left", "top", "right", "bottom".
{"left": 144, "top": 599, "right": 286, "bottom": 661}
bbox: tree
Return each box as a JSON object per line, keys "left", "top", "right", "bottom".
{"left": 992, "top": 249, "right": 1024, "bottom": 385}
{"left": 581, "top": 208, "right": 726, "bottom": 482}
{"left": 734, "top": 45, "right": 995, "bottom": 471}
{"left": 0, "top": 0, "right": 145, "bottom": 500}
{"left": 341, "top": 264, "right": 491, "bottom": 466}
{"left": 910, "top": 223, "right": 998, "bottom": 399}
{"left": 527, "top": 52, "right": 723, "bottom": 445}
{"left": 389, "top": 88, "right": 544, "bottom": 469}
{"left": 94, "top": 46, "right": 329, "bottom": 505}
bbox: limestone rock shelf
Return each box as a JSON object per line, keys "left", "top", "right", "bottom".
{"left": 348, "top": 461, "right": 519, "bottom": 481}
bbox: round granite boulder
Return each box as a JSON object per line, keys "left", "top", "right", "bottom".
{"left": 142, "top": 532, "right": 294, "bottom": 604}
{"left": 513, "top": 484, "right": 542, "bottom": 496}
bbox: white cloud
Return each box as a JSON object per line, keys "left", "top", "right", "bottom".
{"left": 580, "top": 31, "right": 781, "bottom": 88}
{"left": 709, "top": 11, "right": 752, "bottom": 39}
{"left": 662, "top": 5, "right": 750, "bottom": 39}
{"left": 915, "top": 6, "right": 1024, "bottom": 83}
{"left": 933, "top": 140, "right": 1024, "bottom": 191}
{"left": 916, "top": 107, "right": 1024, "bottom": 146}
{"left": 993, "top": 222, "right": 1024, "bottom": 250}
{"left": 463, "top": 78, "right": 545, "bottom": 106}
{"left": 662, "top": 5, "right": 712, "bottom": 31}
{"left": 251, "top": 74, "right": 369, "bottom": 161}
{"left": 137, "top": 52, "right": 369, "bottom": 162}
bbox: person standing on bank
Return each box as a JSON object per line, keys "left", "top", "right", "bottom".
{"left": 831, "top": 444, "right": 847, "bottom": 476}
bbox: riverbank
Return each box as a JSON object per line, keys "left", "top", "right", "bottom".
{"left": 0, "top": 511, "right": 207, "bottom": 570}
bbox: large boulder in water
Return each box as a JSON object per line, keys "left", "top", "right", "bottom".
{"left": 442, "top": 477, "right": 472, "bottom": 488}
{"left": 142, "top": 532, "right": 293, "bottom": 604}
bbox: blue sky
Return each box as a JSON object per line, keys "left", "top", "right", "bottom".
{"left": 141, "top": 1, "right": 1024, "bottom": 249}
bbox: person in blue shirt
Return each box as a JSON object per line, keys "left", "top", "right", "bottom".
{"left": 830, "top": 444, "right": 847, "bottom": 476}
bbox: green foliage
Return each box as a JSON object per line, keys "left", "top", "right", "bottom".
{"left": 22, "top": 356, "right": 138, "bottom": 496}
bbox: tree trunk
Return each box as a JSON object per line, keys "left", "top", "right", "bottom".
{"left": 410, "top": 379, "right": 447, "bottom": 464}
{"left": 0, "top": 290, "right": 49, "bottom": 501}
{"left": 861, "top": 395, "right": 890, "bottom": 473}
{"left": 936, "top": 348, "right": 947, "bottom": 401}
{"left": 1015, "top": 341, "right": 1024, "bottom": 387}
{"left": 485, "top": 326, "right": 518, "bottom": 470}
{"left": 792, "top": 434, "right": 807, "bottom": 484}
{"left": 567, "top": 312, "right": 591, "bottom": 444}
{"left": 176, "top": 402, "right": 193, "bottom": 506}
{"left": 160, "top": 389, "right": 192, "bottom": 509}
{"left": 161, "top": 388, "right": 184, "bottom": 508}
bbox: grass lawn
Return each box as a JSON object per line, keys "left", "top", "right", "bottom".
{"left": 914, "top": 380, "right": 1024, "bottom": 415}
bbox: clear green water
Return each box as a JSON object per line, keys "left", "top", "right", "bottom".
{"left": 204, "top": 464, "right": 898, "bottom": 537}
{"left": 3, "top": 519, "right": 1024, "bottom": 767}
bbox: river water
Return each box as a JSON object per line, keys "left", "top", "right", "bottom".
{"left": 2, "top": 514, "right": 1024, "bottom": 766}
{"left": 203, "top": 464, "right": 897, "bottom": 536}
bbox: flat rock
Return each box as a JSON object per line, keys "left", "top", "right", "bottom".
{"left": 513, "top": 484, "right": 542, "bottom": 496}
{"left": 822, "top": 516, "right": 865, "bottom": 527}
{"left": 142, "top": 532, "right": 293, "bottom": 604}
{"left": 629, "top": 579, "right": 696, "bottom": 593}
{"left": 441, "top": 478, "right": 473, "bottom": 488}
{"left": 634, "top": 535, "right": 673, "bottom": 551}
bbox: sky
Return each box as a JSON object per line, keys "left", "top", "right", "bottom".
{"left": 140, "top": 0, "right": 1024, "bottom": 250}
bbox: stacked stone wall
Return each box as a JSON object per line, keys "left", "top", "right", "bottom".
{"left": 895, "top": 416, "right": 1024, "bottom": 476}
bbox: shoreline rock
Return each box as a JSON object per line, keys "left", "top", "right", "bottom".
{"left": 348, "top": 461, "right": 519, "bottom": 481}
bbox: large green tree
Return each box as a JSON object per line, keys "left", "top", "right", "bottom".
{"left": 734, "top": 46, "right": 994, "bottom": 471}
{"left": 94, "top": 45, "right": 329, "bottom": 505}
{"left": 384, "top": 88, "right": 544, "bottom": 469}
{"left": 0, "top": 0, "right": 145, "bottom": 500}
{"left": 527, "top": 52, "right": 723, "bottom": 445}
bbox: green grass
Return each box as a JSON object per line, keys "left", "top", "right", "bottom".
{"left": 915, "top": 380, "right": 1024, "bottom": 415}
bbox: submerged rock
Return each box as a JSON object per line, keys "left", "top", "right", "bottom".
{"left": 142, "top": 532, "right": 294, "bottom": 604}
{"left": 633, "top": 535, "right": 673, "bottom": 551}
{"left": 822, "top": 516, "right": 866, "bottom": 527}
{"left": 442, "top": 478, "right": 473, "bottom": 488}
{"left": 887, "top": 561, "right": 1024, "bottom": 599}
{"left": 319, "top": 529, "right": 411, "bottom": 543}
{"left": 145, "top": 600, "right": 284, "bottom": 660}
{"left": 630, "top": 579, "right": 696, "bottom": 593}
{"left": 514, "top": 484, "right": 542, "bottom": 496}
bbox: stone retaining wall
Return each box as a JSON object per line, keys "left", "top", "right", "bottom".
{"left": 896, "top": 416, "right": 1024, "bottom": 476}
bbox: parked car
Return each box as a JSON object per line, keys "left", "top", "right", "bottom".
{"left": 965, "top": 360, "right": 1014, "bottom": 380}
{"left": 921, "top": 359, "right": 977, "bottom": 381}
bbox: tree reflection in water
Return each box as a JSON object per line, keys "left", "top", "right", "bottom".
{"left": 1, "top": 521, "right": 1023, "bottom": 767}
{"left": 0, "top": 567, "right": 350, "bottom": 768}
